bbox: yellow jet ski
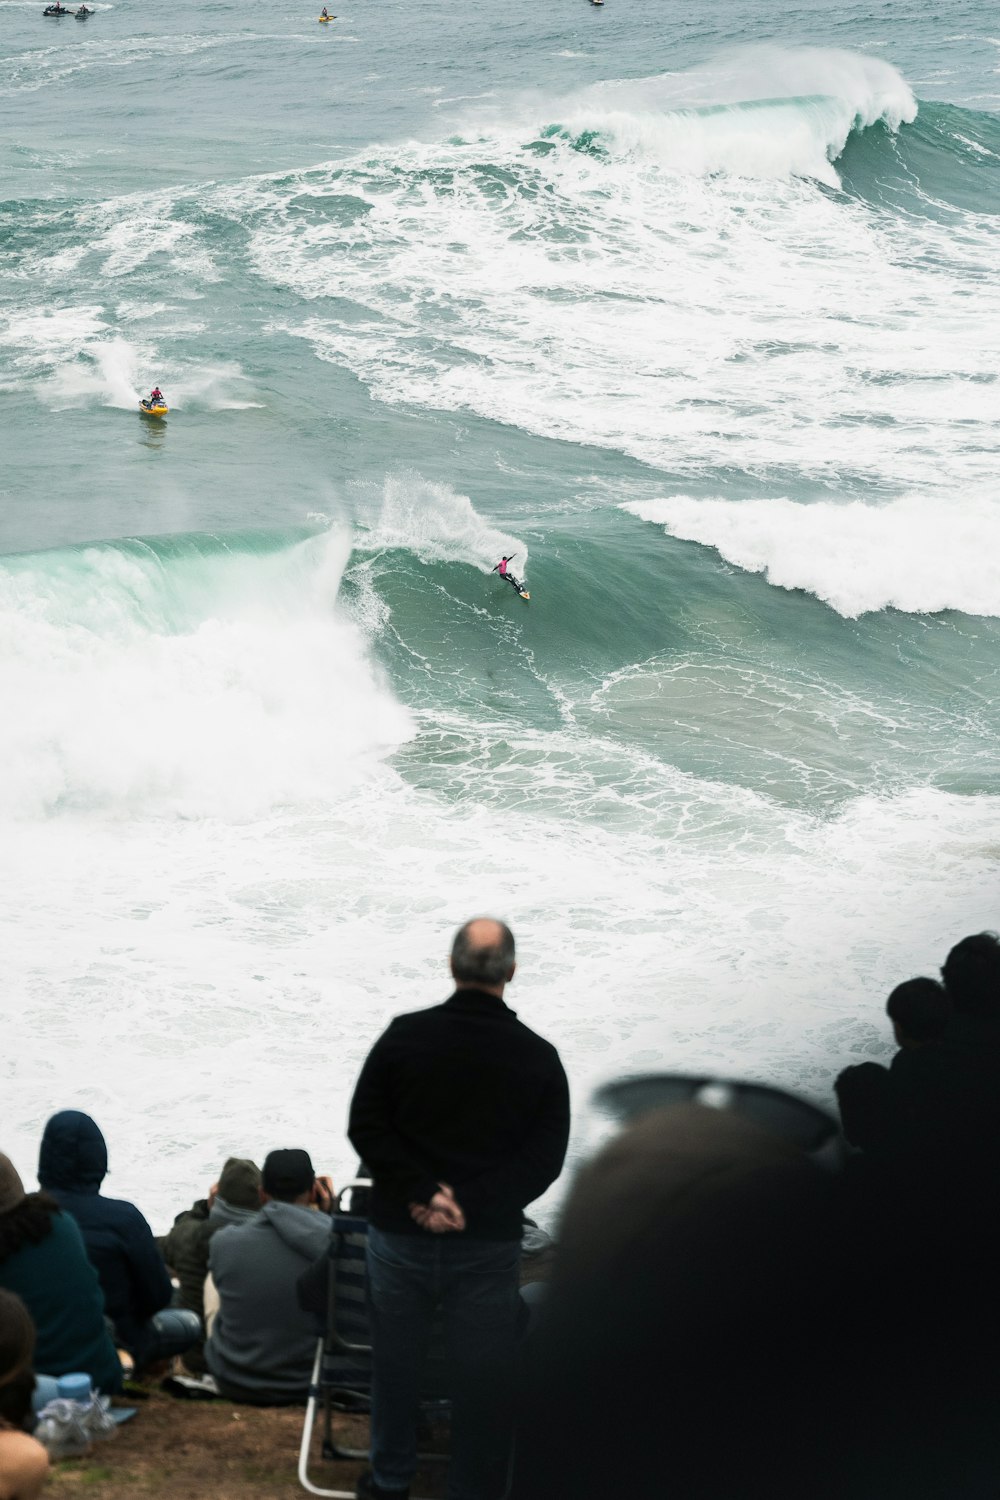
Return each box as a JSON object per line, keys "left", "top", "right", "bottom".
{"left": 139, "top": 398, "right": 168, "bottom": 417}
{"left": 318, "top": 11, "right": 335, "bottom": 19}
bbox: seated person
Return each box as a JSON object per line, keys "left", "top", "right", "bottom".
{"left": 0, "top": 1290, "right": 49, "bottom": 1500}
{"left": 205, "top": 1149, "right": 333, "bottom": 1404}
{"left": 37, "top": 1111, "right": 199, "bottom": 1372}
{"left": 836, "top": 978, "right": 950, "bottom": 1150}
{"left": 159, "top": 1156, "right": 261, "bottom": 1373}
{"left": 0, "top": 1155, "right": 121, "bottom": 1396}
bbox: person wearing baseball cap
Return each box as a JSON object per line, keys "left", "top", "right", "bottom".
{"left": 205, "top": 1148, "right": 334, "bottom": 1404}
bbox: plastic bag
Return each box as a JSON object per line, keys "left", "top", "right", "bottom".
{"left": 34, "top": 1395, "right": 118, "bottom": 1458}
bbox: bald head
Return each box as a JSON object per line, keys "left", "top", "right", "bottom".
{"left": 450, "top": 918, "right": 516, "bottom": 994}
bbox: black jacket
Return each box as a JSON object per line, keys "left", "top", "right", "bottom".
{"left": 348, "top": 988, "right": 570, "bottom": 1240}
{"left": 38, "top": 1110, "right": 172, "bottom": 1352}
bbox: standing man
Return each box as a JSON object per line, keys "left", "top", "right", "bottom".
{"left": 348, "top": 918, "right": 570, "bottom": 1500}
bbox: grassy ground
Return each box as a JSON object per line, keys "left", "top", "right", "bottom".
{"left": 44, "top": 1382, "right": 447, "bottom": 1499}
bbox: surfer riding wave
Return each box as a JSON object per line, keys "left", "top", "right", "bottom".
{"left": 493, "top": 555, "right": 524, "bottom": 591}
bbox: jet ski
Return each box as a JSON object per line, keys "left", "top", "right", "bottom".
{"left": 139, "top": 398, "right": 168, "bottom": 417}
{"left": 75, "top": 6, "right": 93, "bottom": 16}
{"left": 43, "top": 5, "right": 71, "bottom": 15}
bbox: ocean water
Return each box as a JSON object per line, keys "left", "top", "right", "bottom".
{"left": 2, "top": 0, "right": 999, "bottom": 1226}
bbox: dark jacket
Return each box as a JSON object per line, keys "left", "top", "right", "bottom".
{"left": 0, "top": 1208, "right": 122, "bottom": 1394}
{"left": 348, "top": 988, "right": 570, "bottom": 1240}
{"left": 205, "top": 1201, "right": 332, "bottom": 1403}
{"left": 38, "top": 1111, "right": 172, "bottom": 1353}
{"left": 159, "top": 1197, "right": 258, "bottom": 1372}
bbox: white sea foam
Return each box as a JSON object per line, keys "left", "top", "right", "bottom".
{"left": 623, "top": 494, "right": 1000, "bottom": 618}
{"left": 214, "top": 44, "right": 996, "bottom": 525}
{"left": 0, "top": 530, "right": 413, "bottom": 821}
{"left": 351, "top": 474, "right": 523, "bottom": 575}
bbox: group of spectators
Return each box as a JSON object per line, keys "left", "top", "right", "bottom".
{"left": 0, "top": 917, "right": 569, "bottom": 1500}
{"left": 3, "top": 920, "right": 1000, "bottom": 1500}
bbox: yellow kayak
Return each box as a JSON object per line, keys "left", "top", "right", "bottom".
{"left": 139, "top": 400, "right": 168, "bottom": 417}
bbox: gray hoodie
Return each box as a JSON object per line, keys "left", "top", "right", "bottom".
{"left": 205, "top": 1199, "right": 332, "bottom": 1402}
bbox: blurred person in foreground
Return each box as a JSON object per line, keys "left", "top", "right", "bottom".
{"left": 348, "top": 917, "right": 570, "bottom": 1500}
{"left": 511, "top": 1098, "right": 1000, "bottom": 1500}
{"left": 37, "top": 1111, "right": 199, "bottom": 1372}
{"left": 0, "top": 1290, "right": 49, "bottom": 1500}
{"left": 204, "top": 1148, "right": 333, "bottom": 1404}
{"left": 159, "top": 1156, "right": 261, "bottom": 1373}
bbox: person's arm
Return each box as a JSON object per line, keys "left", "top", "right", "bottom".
{"left": 123, "top": 1204, "right": 174, "bottom": 1319}
{"left": 455, "top": 1055, "right": 570, "bottom": 1219}
{"left": 348, "top": 1030, "right": 440, "bottom": 1208}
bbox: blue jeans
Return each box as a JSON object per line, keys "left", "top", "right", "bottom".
{"left": 366, "top": 1226, "right": 521, "bottom": 1500}
{"left": 129, "top": 1307, "right": 202, "bottom": 1370}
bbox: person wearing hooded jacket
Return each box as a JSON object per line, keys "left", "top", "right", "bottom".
{"left": 37, "top": 1111, "right": 199, "bottom": 1371}
{"left": 158, "top": 1156, "right": 262, "bottom": 1374}
{"left": 205, "top": 1148, "right": 333, "bottom": 1404}
{"left": 0, "top": 1154, "right": 122, "bottom": 1397}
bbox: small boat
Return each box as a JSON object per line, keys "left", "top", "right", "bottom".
{"left": 139, "top": 398, "right": 168, "bottom": 417}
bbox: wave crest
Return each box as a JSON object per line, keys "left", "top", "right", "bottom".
{"left": 623, "top": 494, "right": 1000, "bottom": 619}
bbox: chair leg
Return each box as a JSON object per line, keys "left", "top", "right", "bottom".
{"left": 298, "top": 1342, "right": 358, "bottom": 1498}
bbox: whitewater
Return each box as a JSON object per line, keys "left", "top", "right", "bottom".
{"left": 2, "top": 0, "right": 999, "bottom": 1225}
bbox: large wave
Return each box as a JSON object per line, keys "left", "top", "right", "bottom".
{"left": 0, "top": 528, "right": 413, "bottom": 820}
{"left": 622, "top": 494, "right": 1000, "bottom": 619}
{"left": 524, "top": 47, "right": 916, "bottom": 187}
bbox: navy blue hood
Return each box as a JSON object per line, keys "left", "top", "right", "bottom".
{"left": 38, "top": 1110, "right": 108, "bottom": 1194}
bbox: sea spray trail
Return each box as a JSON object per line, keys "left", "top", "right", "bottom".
{"left": 351, "top": 474, "right": 525, "bottom": 577}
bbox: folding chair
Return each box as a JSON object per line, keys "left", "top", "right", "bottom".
{"left": 298, "top": 1183, "right": 449, "bottom": 1499}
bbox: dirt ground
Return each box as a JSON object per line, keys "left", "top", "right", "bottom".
{"left": 45, "top": 1383, "right": 447, "bottom": 1499}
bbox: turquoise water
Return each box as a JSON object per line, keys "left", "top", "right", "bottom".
{"left": 2, "top": 0, "right": 999, "bottom": 1221}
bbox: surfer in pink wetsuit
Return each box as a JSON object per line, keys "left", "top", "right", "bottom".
{"left": 493, "top": 556, "right": 524, "bottom": 592}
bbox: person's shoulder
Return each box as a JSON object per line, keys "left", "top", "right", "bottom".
{"left": 510, "top": 1013, "right": 564, "bottom": 1059}
{"left": 0, "top": 1428, "right": 50, "bottom": 1492}
{"left": 102, "top": 1195, "right": 157, "bottom": 1236}
{"left": 170, "top": 1199, "right": 211, "bottom": 1229}
{"left": 207, "top": 1215, "right": 255, "bottom": 1262}
{"left": 380, "top": 1002, "right": 451, "bottom": 1035}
